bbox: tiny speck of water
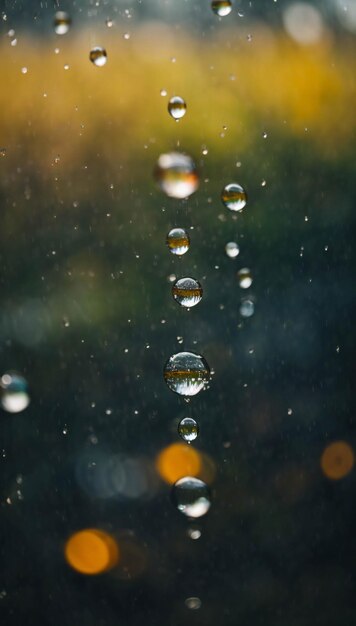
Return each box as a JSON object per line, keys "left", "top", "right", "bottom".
{"left": 187, "top": 528, "right": 201, "bottom": 540}
{"left": 240, "top": 298, "right": 255, "bottom": 318}
{"left": 160, "top": 89, "right": 167, "bottom": 97}
{"left": 185, "top": 597, "right": 202, "bottom": 610}
{"left": 287, "top": 408, "right": 293, "bottom": 415}
{"left": 123, "top": 32, "right": 130, "bottom": 40}
{"left": 237, "top": 268, "right": 253, "bottom": 289}
{"left": 106, "top": 18, "right": 114, "bottom": 27}
{"left": 21, "top": 67, "right": 28, "bottom": 74}
{"left": 89, "top": 46, "right": 107, "bottom": 67}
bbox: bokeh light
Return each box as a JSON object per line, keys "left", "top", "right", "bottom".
{"left": 320, "top": 441, "right": 354, "bottom": 480}
{"left": 65, "top": 529, "right": 119, "bottom": 575}
{"left": 156, "top": 442, "right": 201, "bottom": 484}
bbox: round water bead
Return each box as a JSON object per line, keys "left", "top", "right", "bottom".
{"left": 54, "top": 11, "right": 71, "bottom": 35}
{"left": 168, "top": 96, "right": 187, "bottom": 120}
{"left": 154, "top": 152, "right": 199, "bottom": 199}
{"left": 225, "top": 241, "right": 240, "bottom": 258}
{"left": 240, "top": 298, "right": 255, "bottom": 317}
{"left": 89, "top": 47, "right": 107, "bottom": 67}
{"left": 211, "top": 0, "right": 232, "bottom": 17}
{"left": 172, "top": 277, "right": 202, "bottom": 308}
{"left": 237, "top": 268, "right": 253, "bottom": 289}
{"left": 172, "top": 476, "right": 211, "bottom": 518}
{"left": 166, "top": 228, "right": 190, "bottom": 256}
{"left": 163, "top": 351, "right": 210, "bottom": 397}
{"left": 221, "top": 183, "right": 247, "bottom": 212}
{"left": 185, "top": 597, "right": 202, "bottom": 610}
{"left": 178, "top": 417, "right": 199, "bottom": 443}
{"left": 0, "top": 372, "right": 30, "bottom": 413}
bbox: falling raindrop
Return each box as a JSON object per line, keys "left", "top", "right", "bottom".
{"left": 154, "top": 152, "right": 199, "bottom": 199}
{"left": 178, "top": 417, "right": 199, "bottom": 443}
{"left": 166, "top": 228, "right": 190, "bottom": 256}
{"left": 172, "top": 476, "right": 211, "bottom": 518}
{"left": 168, "top": 96, "right": 187, "bottom": 120}
{"left": 89, "top": 47, "right": 107, "bottom": 67}
{"left": 237, "top": 268, "right": 253, "bottom": 289}
{"left": 211, "top": 0, "right": 232, "bottom": 17}
{"left": 106, "top": 18, "right": 114, "bottom": 28}
{"left": 172, "top": 277, "right": 203, "bottom": 308}
{"left": 163, "top": 351, "right": 210, "bottom": 397}
{"left": 187, "top": 528, "right": 201, "bottom": 540}
{"left": 54, "top": 11, "right": 71, "bottom": 35}
{"left": 225, "top": 241, "right": 240, "bottom": 258}
{"left": 0, "top": 373, "right": 30, "bottom": 413}
{"left": 239, "top": 298, "right": 255, "bottom": 317}
{"left": 221, "top": 183, "right": 247, "bottom": 212}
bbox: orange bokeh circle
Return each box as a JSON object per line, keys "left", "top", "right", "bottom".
{"left": 65, "top": 528, "right": 119, "bottom": 575}
{"left": 156, "top": 442, "right": 201, "bottom": 484}
{"left": 320, "top": 441, "right": 354, "bottom": 480}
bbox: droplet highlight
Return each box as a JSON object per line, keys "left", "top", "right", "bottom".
{"left": 221, "top": 183, "right": 247, "bottom": 212}
{"left": 178, "top": 417, "right": 199, "bottom": 443}
{"left": 166, "top": 227, "right": 190, "bottom": 256}
{"left": 211, "top": 0, "right": 232, "bottom": 17}
{"left": 89, "top": 47, "right": 107, "bottom": 67}
{"left": 54, "top": 11, "right": 71, "bottom": 35}
{"left": 168, "top": 96, "right": 187, "bottom": 120}
{"left": 172, "top": 476, "right": 211, "bottom": 518}
{"left": 172, "top": 277, "right": 202, "bottom": 308}
{"left": 154, "top": 152, "right": 199, "bottom": 199}
{"left": 237, "top": 268, "right": 253, "bottom": 289}
{"left": 163, "top": 351, "right": 210, "bottom": 397}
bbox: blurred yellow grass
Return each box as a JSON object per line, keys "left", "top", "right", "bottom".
{"left": 0, "top": 25, "right": 354, "bottom": 185}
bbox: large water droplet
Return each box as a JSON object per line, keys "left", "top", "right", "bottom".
{"left": 221, "top": 183, "right": 247, "bottom": 212}
{"left": 225, "top": 241, "right": 240, "bottom": 258}
{"left": 172, "top": 277, "right": 202, "bottom": 308}
{"left": 163, "top": 351, "right": 210, "bottom": 397}
{"left": 166, "top": 227, "right": 190, "bottom": 256}
{"left": 211, "top": 0, "right": 232, "bottom": 17}
{"left": 172, "top": 476, "right": 211, "bottom": 518}
{"left": 168, "top": 96, "right": 187, "bottom": 120}
{"left": 239, "top": 298, "right": 255, "bottom": 317}
{"left": 178, "top": 417, "right": 199, "bottom": 443}
{"left": 0, "top": 372, "right": 30, "bottom": 413}
{"left": 54, "top": 11, "right": 71, "bottom": 35}
{"left": 89, "top": 47, "right": 107, "bottom": 67}
{"left": 154, "top": 152, "right": 199, "bottom": 199}
{"left": 237, "top": 268, "right": 253, "bottom": 289}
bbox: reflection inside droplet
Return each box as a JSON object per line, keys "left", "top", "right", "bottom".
{"left": 154, "top": 152, "right": 199, "bottom": 199}
{"left": 163, "top": 351, "right": 210, "bottom": 397}
{"left": 166, "top": 228, "right": 190, "bottom": 255}
{"left": 172, "top": 277, "right": 203, "bottom": 308}
{"left": 178, "top": 417, "right": 199, "bottom": 443}
{"left": 221, "top": 183, "right": 247, "bottom": 212}
{"left": 168, "top": 96, "right": 187, "bottom": 120}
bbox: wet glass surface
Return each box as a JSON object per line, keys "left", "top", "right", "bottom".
{"left": 0, "top": 2, "right": 355, "bottom": 625}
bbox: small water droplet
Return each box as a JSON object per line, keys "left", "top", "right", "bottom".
{"left": 172, "top": 476, "right": 211, "bottom": 518}
{"left": 106, "top": 18, "right": 114, "bottom": 28}
{"left": 211, "top": 0, "right": 232, "bottom": 17}
{"left": 261, "top": 179, "right": 266, "bottom": 187}
{"left": 0, "top": 373, "right": 30, "bottom": 413}
{"left": 10, "top": 38, "right": 17, "bottom": 46}
{"left": 225, "top": 241, "right": 240, "bottom": 258}
{"left": 166, "top": 227, "right": 190, "bottom": 255}
{"left": 123, "top": 32, "right": 130, "bottom": 40}
{"left": 160, "top": 88, "right": 167, "bottom": 97}
{"left": 21, "top": 67, "right": 28, "bottom": 74}
{"left": 168, "top": 96, "right": 187, "bottom": 120}
{"left": 64, "top": 64, "right": 70, "bottom": 70}
{"left": 178, "top": 417, "right": 199, "bottom": 443}
{"left": 324, "top": 245, "right": 329, "bottom": 252}
{"left": 54, "top": 11, "right": 71, "bottom": 35}
{"left": 221, "top": 183, "right": 247, "bottom": 212}
{"left": 172, "top": 277, "right": 202, "bottom": 308}
{"left": 262, "top": 131, "right": 268, "bottom": 139}
{"left": 187, "top": 528, "right": 201, "bottom": 540}
{"left": 89, "top": 46, "right": 107, "bottom": 67}
{"left": 237, "top": 268, "right": 253, "bottom": 289}
{"left": 240, "top": 298, "right": 255, "bottom": 317}
{"left": 247, "top": 33, "right": 253, "bottom": 42}
{"left": 163, "top": 351, "right": 210, "bottom": 397}
{"left": 287, "top": 408, "right": 293, "bottom": 415}
{"left": 185, "top": 597, "right": 202, "bottom": 610}
{"left": 0, "top": 148, "right": 6, "bottom": 157}
{"left": 154, "top": 152, "right": 199, "bottom": 199}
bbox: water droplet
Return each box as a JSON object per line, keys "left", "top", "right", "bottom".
{"left": 89, "top": 47, "right": 107, "bottom": 67}
{"left": 160, "top": 89, "right": 167, "bottom": 97}
{"left": 106, "top": 18, "right": 114, "bottom": 28}
{"left": 21, "top": 67, "right": 28, "bottom": 74}
{"left": 172, "top": 476, "right": 211, "bottom": 518}
{"left": 239, "top": 298, "right": 255, "bottom": 317}
{"left": 211, "top": 0, "right": 232, "bottom": 17}
{"left": 168, "top": 96, "right": 187, "bottom": 120}
{"left": 178, "top": 417, "right": 199, "bottom": 443}
{"left": 262, "top": 131, "right": 268, "bottom": 139}
{"left": 187, "top": 528, "right": 201, "bottom": 540}
{"left": 225, "top": 241, "right": 240, "bottom": 258}
{"left": 154, "top": 152, "right": 199, "bottom": 199}
{"left": 166, "top": 227, "right": 190, "bottom": 256}
{"left": 287, "top": 408, "right": 293, "bottom": 415}
{"left": 0, "top": 373, "right": 30, "bottom": 413}
{"left": 221, "top": 183, "right": 247, "bottom": 212}
{"left": 237, "top": 268, "right": 253, "bottom": 289}
{"left": 172, "top": 277, "right": 202, "bottom": 308}
{"left": 163, "top": 351, "right": 210, "bottom": 397}
{"left": 0, "top": 148, "right": 6, "bottom": 157}
{"left": 185, "top": 597, "right": 202, "bottom": 610}
{"left": 54, "top": 11, "right": 71, "bottom": 35}
{"left": 247, "top": 33, "right": 253, "bottom": 42}
{"left": 123, "top": 32, "right": 130, "bottom": 40}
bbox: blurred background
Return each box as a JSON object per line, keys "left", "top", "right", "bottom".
{"left": 0, "top": 1, "right": 355, "bottom": 625}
